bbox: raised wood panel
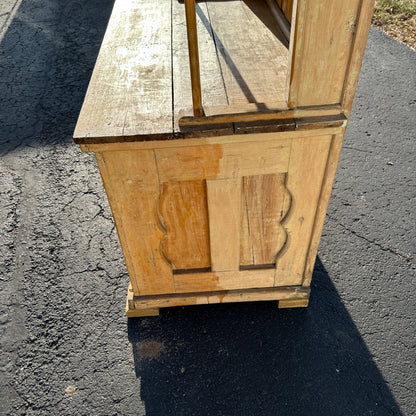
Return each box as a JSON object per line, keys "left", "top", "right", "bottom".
{"left": 155, "top": 140, "right": 291, "bottom": 182}
{"left": 96, "top": 150, "right": 174, "bottom": 295}
{"left": 159, "top": 180, "right": 210, "bottom": 270}
{"left": 274, "top": 135, "right": 332, "bottom": 286}
{"left": 289, "top": 0, "right": 362, "bottom": 106}
{"left": 207, "top": 178, "right": 241, "bottom": 272}
{"left": 240, "top": 174, "right": 291, "bottom": 266}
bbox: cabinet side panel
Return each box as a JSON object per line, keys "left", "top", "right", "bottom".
{"left": 96, "top": 150, "right": 174, "bottom": 295}
{"left": 303, "top": 134, "right": 344, "bottom": 286}
{"left": 275, "top": 135, "right": 332, "bottom": 286}
{"left": 240, "top": 173, "right": 291, "bottom": 266}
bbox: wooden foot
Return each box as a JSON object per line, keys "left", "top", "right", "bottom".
{"left": 125, "top": 284, "right": 159, "bottom": 317}
{"left": 126, "top": 307, "right": 160, "bottom": 318}
{"left": 277, "top": 298, "right": 309, "bottom": 308}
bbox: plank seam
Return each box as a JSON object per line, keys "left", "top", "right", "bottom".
{"left": 203, "top": 1, "right": 229, "bottom": 105}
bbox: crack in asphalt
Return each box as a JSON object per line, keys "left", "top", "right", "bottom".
{"left": 327, "top": 214, "right": 415, "bottom": 265}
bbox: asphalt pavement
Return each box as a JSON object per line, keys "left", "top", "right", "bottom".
{"left": 0, "top": 0, "right": 415, "bottom": 415}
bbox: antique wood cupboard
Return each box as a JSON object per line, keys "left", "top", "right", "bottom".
{"left": 73, "top": 0, "right": 375, "bottom": 316}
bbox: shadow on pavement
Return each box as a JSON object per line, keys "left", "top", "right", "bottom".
{"left": 0, "top": 0, "right": 114, "bottom": 154}
{"left": 128, "top": 257, "right": 403, "bottom": 416}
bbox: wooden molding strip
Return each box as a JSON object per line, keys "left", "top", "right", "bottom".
{"left": 179, "top": 104, "right": 342, "bottom": 127}
{"left": 130, "top": 285, "right": 310, "bottom": 310}
{"left": 78, "top": 126, "right": 346, "bottom": 152}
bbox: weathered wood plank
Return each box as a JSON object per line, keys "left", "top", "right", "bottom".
{"left": 240, "top": 174, "right": 291, "bottom": 266}
{"left": 274, "top": 135, "right": 332, "bottom": 286}
{"left": 74, "top": 0, "right": 173, "bottom": 140}
{"left": 96, "top": 150, "right": 174, "bottom": 295}
{"left": 159, "top": 180, "right": 210, "bottom": 270}
{"left": 207, "top": 178, "right": 241, "bottom": 272}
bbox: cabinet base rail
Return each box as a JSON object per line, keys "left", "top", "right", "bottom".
{"left": 125, "top": 284, "right": 310, "bottom": 317}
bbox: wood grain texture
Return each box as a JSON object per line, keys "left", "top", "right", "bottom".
{"left": 274, "top": 135, "right": 332, "bottom": 286}
{"left": 159, "top": 180, "right": 210, "bottom": 270}
{"left": 174, "top": 269, "right": 275, "bottom": 293}
{"left": 207, "top": 178, "right": 241, "bottom": 272}
{"left": 74, "top": 0, "right": 172, "bottom": 140}
{"left": 240, "top": 174, "right": 291, "bottom": 266}
{"left": 155, "top": 140, "right": 291, "bottom": 182}
{"left": 131, "top": 286, "right": 310, "bottom": 310}
{"left": 96, "top": 150, "right": 174, "bottom": 296}
{"left": 288, "top": 0, "right": 361, "bottom": 106}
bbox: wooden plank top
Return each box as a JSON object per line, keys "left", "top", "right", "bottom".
{"left": 73, "top": 0, "right": 290, "bottom": 143}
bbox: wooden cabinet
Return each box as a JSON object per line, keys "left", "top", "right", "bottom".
{"left": 74, "top": 0, "right": 374, "bottom": 316}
